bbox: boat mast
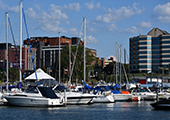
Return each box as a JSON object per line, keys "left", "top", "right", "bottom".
{"left": 83, "top": 17, "right": 86, "bottom": 82}
{"left": 69, "top": 41, "right": 71, "bottom": 83}
{"left": 6, "top": 12, "right": 9, "bottom": 93}
{"left": 19, "top": 0, "right": 22, "bottom": 92}
{"left": 59, "top": 32, "right": 61, "bottom": 84}
{"left": 120, "top": 45, "right": 122, "bottom": 91}
{"left": 116, "top": 43, "right": 118, "bottom": 84}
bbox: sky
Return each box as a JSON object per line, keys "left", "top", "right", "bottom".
{"left": 0, "top": 0, "right": 170, "bottom": 62}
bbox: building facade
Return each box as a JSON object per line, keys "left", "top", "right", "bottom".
{"left": 0, "top": 43, "right": 37, "bottom": 73}
{"left": 23, "top": 36, "right": 97, "bottom": 70}
{"left": 130, "top": 28, "right": 170, "bottom": 73}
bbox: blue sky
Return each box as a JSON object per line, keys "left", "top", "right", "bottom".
{"left": 0, "top": 0, "right": 170, "bottom": 62}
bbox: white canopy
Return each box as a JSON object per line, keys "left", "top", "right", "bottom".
{"left": 24, "top": 68, "right": 55, "bottom": 81}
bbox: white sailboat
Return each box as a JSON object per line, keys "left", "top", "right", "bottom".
{"left": 55, "top": 17, "right": 95, "bottom": 105}
{"left": 1, "top": 12, "right": 10, "bottom": 103}
{"left": 93, "top": 90, "right": 115, "bottom": 103}
{"left": 4, "top": 1, "right": 66, "bottom": 107}
{"left": 112, "top": 43, "right": 132, "bottom": 101}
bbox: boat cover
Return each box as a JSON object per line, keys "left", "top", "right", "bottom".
{"left": 38, "top": 87, "right": 59, "bottom": 99}
{"left": 84, "top": 82, "right": 94, "bottom": 90}
{"left": 1, "top": 82, "right": 22, "bottom": 90}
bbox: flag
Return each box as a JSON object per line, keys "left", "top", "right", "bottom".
{"left": 64, "top": 69, "right": 69, "bottom": 75}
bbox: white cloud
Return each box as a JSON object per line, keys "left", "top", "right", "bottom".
{"left": 24, "top": 5, "right": 68, "bottom": 33}
{"left": 87, "top": 27, "right": 97, "bottom": 34}
{"left": 94, "top": 3, "right": 142, "bottom": 23}
{"left": 138, "top": 21, "right": 151, "bottom": 28}
{"left": 133, "top": 2, "right": 143, "bottom": 14}
{"left": 0, "top": 0, "right": 19, "bottom": 13}
{"left": 125, "top": 26, "right": 139, "bottom": 34}
{"left": 25, "top": 8, "right": 37, "bottom": 19}
{"left": 154, "top": 2, "right": 170, "bottom": 23}
{"left": 64, "top": 3, "right": 81, "bottom": 11}
{"left": 51, "top": 3, "right": 81, "bottom": 12}
{"left": 85, "top": 2, "right": 101, "bottom": 10}
{"left": 9, "top": 6, "right": 19, "bottom": 13}
{"left": 34, "top": 4, "right": 41, "bottom": 11}
{"left": 106, "top": 24, "right": 117, "bottom": 31}
{"left": 66, "top": 21, "right": 70, "bottom": 25}
{"left": 0, "top": 0, "right": 7, "bottom": 10}
{"left": 86, "top": 35, "right": 98, "bottom": 44}
{"left": 69, "top": 28, "right": 81, "bottom": 36}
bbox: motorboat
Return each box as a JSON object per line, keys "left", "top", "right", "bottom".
{"left": 129, "top": 94, "right": 141, "bottom": 101}
{"left": 150, "top": 99, "right": 170, "bottom": 110}
{"left": 112, "top": 93, "right": 132, "bottom": 101}
{"left": 131, "top": 87, "right": 156, "bottom": 101}
{"left": 110, "top": 85, "right": 132, "bottom": 101}
{"left": 4, "top": 86, "right": 66, "bottom": 107}
{"left": 93, "top": 91, "right": 115, "bottom": 103}
{"left": 84, "top": 83, "right": 115, "bottom": 103}
{"left": 54, "top": 85, "right": 95, "bottom": 105}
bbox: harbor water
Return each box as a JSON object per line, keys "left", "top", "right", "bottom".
{"left": 0, "top": 101, "right": 170, "bottom": 120}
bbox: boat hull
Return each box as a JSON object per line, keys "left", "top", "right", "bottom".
{"left": 150, "top": 100, "right": 170, "bottom": 110}
{"left": 58, "top": 92, "right": 95, "bottom": 105}
{"left": 113, "top": 94, "right": 132, "bottom": 101}
{"left": 93, "top": 94, "right": 115, "bottom": 103}
{"left": 5, "top": 96, "right": 64, "bottom": 107}
{"left": 130, "top": 95, "right": 141, "bottom": 101}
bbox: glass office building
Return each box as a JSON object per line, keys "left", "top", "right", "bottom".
{"left": 130, "top": 28, "right": 170, "bottom": 73}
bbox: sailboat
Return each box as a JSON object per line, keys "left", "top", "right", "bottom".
{"left": 1, "top": 12, "right": 12, "bottom": 103}
{"left": 84, "top": 82, "right": 115, "bottom": 103}
{"left": 112, "top": 43, "right": 132, "bottom": 101}
{"left": 4, "top": 1, "right": 66, "bottom": 107}
{"left": 55, "top": 17, "right": 95, "bottom": 105}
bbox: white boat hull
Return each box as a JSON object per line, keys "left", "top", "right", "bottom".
{"left": 93, "top": 94, "right": 115, "bottom": 103}
{"left": 5, "top": 96, "right": 64, "bottom": 107}
{"left": 57, "top": 92, "right": 95, "bottom": 105}
{"left": 113, "top": 94, "right": 132, "bottom": 101}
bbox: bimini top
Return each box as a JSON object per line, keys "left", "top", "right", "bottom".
{"left": 38, "top": 87, "right": 58, "bottom": 99}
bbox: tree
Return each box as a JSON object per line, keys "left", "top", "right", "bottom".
{"left": 9, "top": 68, "right": 19, "bottom": 82}
{"left": 41, "top": 66, "right": 47, "bottom": 73}
{"left": 52, "top": 45, "right": 97, "bottom": 83}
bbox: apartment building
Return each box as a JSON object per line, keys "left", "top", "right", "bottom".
{"left": 130, "top": 28, "right": 170, "bottom": 73}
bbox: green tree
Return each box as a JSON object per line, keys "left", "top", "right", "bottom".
{"left": 53, "top": 45, "right": 97, "bottom": 83}
{"left": 9, "top": 68, "right": 19, "bottom": 82}
{"left": 41, "top": 66, "right": 47, "bottom": 73}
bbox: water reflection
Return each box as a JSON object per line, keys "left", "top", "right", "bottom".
{"left": 1, "top": 101, "right": 169, "bottom": 120}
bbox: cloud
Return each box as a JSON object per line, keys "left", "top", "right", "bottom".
{"left": 138, "top": 21, "right": 151, "bottom": 28}
{"left": 66, "top": 21, "right": 70, "bottom": 25}
{"left": 86, "top": 35, "right": 98, "bottom": 44}
{"left": 69, "top": 28, "right": 82, "bottom": 36}
{"left": 50, "top": 3, "right": 81, "bottom": 12}
{"left": 85, "top": 2, "right": 101, "bottom": 10}
{"left": 87, "top": 27, "right": 98, "bottom": 34}
{"left": 133, "top": 2, "right": 143, "bottom": 14}
{"left": 105, "top": 24, "right": 117, "bottom": 31}
{"left": 24, "top": 5, "right": 68, "bottom": 33}
{"left": 9, "top": 6, "right": 19, "bottom": 13}
{"left": 25, "top": 8, "right": 37, "bottom": 19}
{"left": 94, "top": 2, "right": 143, "bottom": 23}
{"left": 0, "top": 0, "right": 19, "bottom": 13}
{"left": 34, "top": 4, "right": 41, "bottom": 11}
{"left": 154, "top": 2, "right": 170, "bottom": 23}
{"left": 125, "top": 26, "right": 139, "bottom": 34}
